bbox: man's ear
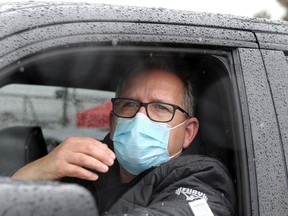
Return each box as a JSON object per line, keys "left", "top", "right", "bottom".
{"left": 109, "top": 112, "right": 115, "bottom": 139}
{"left": 183, "top": 117, "right": 199, "bottom": 149}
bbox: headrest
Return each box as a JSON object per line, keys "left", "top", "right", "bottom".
{"left": 195, "top": 77, "right": 234, "bottom": 172}
{"left": 0, "top": 126, "right": 48, "bottom": 176}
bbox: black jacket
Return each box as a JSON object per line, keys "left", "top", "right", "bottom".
{"left": 65, "top": 135, "right": 236, "bottom": 216}
{"left": 103, "top": 155, "right": 236, "bottom": 216}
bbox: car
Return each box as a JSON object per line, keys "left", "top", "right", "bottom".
{"left": 0, "top": 2, "right": 287, "bottom": 215}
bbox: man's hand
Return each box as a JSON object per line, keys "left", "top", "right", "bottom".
{"left": 12, "top": 137, "right": 116, "bottom": 181}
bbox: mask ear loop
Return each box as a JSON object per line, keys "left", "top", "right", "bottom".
{"left": 170, "top": 119, "right": 188, "bottom": 130}
{"left": 168, "top": 119, "right": 189, "bottom": 159}
{"left": 169, "top": 148, "right": 183, "bottom": 159}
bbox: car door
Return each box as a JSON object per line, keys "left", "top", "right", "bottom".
{"left": 237, "top": 47, "right": 288, "bottom": 216}
{"left": 237, "top": 28, "right": 288, "bottom": 215}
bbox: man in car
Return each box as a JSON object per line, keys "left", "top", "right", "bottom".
{"left": 12, "top": 58, "right": 236, "bottom": 216}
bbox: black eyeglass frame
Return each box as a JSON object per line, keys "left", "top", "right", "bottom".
{"left": 111, "top": 97, "right": 190, "bottom": 122}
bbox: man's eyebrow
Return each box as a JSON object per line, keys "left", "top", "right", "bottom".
{"left": 122, "top": 97, "right": 178, "bottom": 105}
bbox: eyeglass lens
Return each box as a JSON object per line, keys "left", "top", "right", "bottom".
{"left": 113, "top": 99, "right": 175, "bottom": 122}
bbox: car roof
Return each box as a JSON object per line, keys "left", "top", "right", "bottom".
{"left": 0, "top": 1, "right": 287, "bottom": 34}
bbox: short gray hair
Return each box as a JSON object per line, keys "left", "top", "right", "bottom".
{"left": 115, "top": 57, "right": 196, "bottom": 117}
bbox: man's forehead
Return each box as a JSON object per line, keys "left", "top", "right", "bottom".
{"left": 126, "top": 69, "right": 181, "bottom": 83}
{"left": 121, "top": 69, "right": 184, "bottom": 101}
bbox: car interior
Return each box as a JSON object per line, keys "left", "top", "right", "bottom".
{"left": 0, "top": 46, "right": 243, "bottom": 214}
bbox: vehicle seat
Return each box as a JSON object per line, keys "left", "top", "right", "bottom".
{"left": 0, "top": 126, "right": 48, "bottom": 176}
{"left": 196, "top": 76, "right": 235, "bottom": 173}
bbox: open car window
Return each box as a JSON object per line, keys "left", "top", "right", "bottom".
{"left": 0, "top": 46, "right": 243, "bottom": 173}
{"left": 0, "top": 46, "right": 246, "bottom": 214}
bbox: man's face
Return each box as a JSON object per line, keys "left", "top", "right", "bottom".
{"left": 111, "top": 69, "right": 197, "bottom": 156}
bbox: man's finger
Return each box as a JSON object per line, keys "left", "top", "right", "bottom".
{"left": 68, "top": 152, "right": 110, "bottom": 173}
{"left": 64, "top": 163, "right": 99, "bottom": 181}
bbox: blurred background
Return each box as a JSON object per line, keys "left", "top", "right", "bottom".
{"left": 4, "top": 0, "right": 287, "bottom": 21}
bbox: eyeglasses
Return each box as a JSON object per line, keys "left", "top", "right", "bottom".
{"left": 111, "top": 98, "right": 190, "bottom": 122}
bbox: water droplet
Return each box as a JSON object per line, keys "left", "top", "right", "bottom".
{"left": 112, "top": 39, "right": 118, "bottom": 46}
{"left": 19, "top": 67, "right": 25, "bottom": 72}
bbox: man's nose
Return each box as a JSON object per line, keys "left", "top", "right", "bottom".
{"left": 138, "top": 106, "right": 148, "bottom": 115}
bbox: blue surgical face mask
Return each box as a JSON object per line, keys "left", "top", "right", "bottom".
{"left": 112, "top": 113, "right": 186, "bottom": 175}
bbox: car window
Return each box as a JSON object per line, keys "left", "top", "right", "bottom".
{"left": 0, "top": 46, "right": 245, "bottom": 214}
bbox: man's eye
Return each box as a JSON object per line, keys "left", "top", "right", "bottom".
{"left": 155, "top": 104, "right": 166, "bottom": 109}
{"left": 124, "top": 101, "right": 139, "bottom": 108}
{"left": 152, "top": 103, "right": 169, "bottom": 111}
